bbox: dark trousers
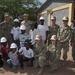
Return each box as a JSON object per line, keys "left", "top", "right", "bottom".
{"left": 18, "top": 55, "right": 34, "bottom": 68}
{"left": 3, "top": 54, "right": 10, "bottom": 63}
{"left": 0, "top": 55, "right": 4, "bottom": 67}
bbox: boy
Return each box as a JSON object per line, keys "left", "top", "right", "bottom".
{"left": 11, "top": 18, "right": 21, "bottom": 42}
{"left": 18, "top": 40, "right": 34, "bottom": 69}
{"left": 8, "top": 43, "right": 18, "bottom": 71}
{"left": 29, "top": 21, "right": 38, "bottom": 48}
{"left": 11, "top": 19, "right": 21, "bottom": 49}
{"left": 17, "top": 25, "right": 31, "bottom": 48}
{"left": 0, "top": 37, "right": 10, "bottom": 63}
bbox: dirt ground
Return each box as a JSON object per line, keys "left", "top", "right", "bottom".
{"left": 0, "top": 46, "right": 75, "bottom": 75}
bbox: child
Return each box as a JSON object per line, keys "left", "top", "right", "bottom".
{"left": 17, "top": 25, "right": 31, "bottom": 48}
{"left": 18, "top": 40, "right": 34, "bottom": 69}
{"left": 0, "top": 37, "right": 10, "bottom": 63}
{"left": 11, "top": 18, "right": 21, "bottom": 49}
{"left": 29, "top": 21, "right": 38, "bottom": 49}
{"left": 8, "top": 43, "right": 18, "bottom": 71}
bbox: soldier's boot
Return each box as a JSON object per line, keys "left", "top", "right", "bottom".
{"left": 37, "top": 68, "right": 43, "bottom": 75}
{"left": 62, "top": 54, "right": 67, "bottom": 65}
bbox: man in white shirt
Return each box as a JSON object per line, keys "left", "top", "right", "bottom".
{"left": 29, "top": 21, "right": 38, "bottom": 48}
{"left": 18, "top": 40, "right": 34, "bottom": 69}
{"left": 37, "top": 16, "right": 49, "bottom": 43}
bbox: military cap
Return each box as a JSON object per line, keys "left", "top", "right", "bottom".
{"left": 23, "top": 13, "right": 29, "bottom": 17}
{"left": 63, "top": 16, "right": 68, "bottom": 21}
{"left": 51, "top": 16, "right": 56, "bottom": 20}
{"left": 4, "top": 13, "right": 9, "bottom": 17}
{"left": 35, "top": 34, "right": 42, "bottom": 40}
{"left": 50, "top": 35, "right": 57, "bottom": 40}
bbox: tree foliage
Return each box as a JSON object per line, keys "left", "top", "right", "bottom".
{"left": 0, "top": 0, "right": 42, "bottom": 21}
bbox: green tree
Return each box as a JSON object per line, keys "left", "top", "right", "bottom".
{"left": 0, "top": 0, "right": 42, "bottom": 21}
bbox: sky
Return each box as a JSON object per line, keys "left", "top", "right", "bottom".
{"left": 39, "top": 0, "right": 46, "bottom": 3}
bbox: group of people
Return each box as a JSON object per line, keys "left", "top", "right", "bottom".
{"left": 0, "top": 12, "right": 75, "bottom": 75}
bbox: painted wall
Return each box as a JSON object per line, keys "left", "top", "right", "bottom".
{"left": 50, "top": 8, "right": 69, "bottom": 26}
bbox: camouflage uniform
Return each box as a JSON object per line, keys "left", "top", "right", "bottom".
{"left": 57, "top": 25, "right": 71, "bottom": 61}
{"left": 71, "top": 27, "right": 75, "bottom": 61}
{"left": 21, "top": 21, "right": 30, "bottom": 34}
{"left": 33, "top": 43, "right": 47, "bottom": 68}
{"left": 0, "top": 21, "right": 13, "bottom": 44}
{"left": 48, "top": 24, "right": 59, "bottom": 45}
{"left": 47, "top": 44, "right": 60, "bottom": 72}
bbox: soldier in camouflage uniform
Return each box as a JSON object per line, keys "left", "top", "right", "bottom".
{"left": 21, "top": 13, "right": 30, "bottom": 34}
{"left": 0, "top": 13, "right": 13, "bottom": 44}
{"left": 57, "top": 16, "right": 71, "bottom": 61}
{"left": 71, "top": 20, "right": 75, "bottom": 61}
{"left": 33, "top": 34, "right": 47, "bottom": 75}
{"left": 48, "top": 16, "right": 59, "bottom": 45}
{"left": 47, "top": 35, "right": 60, "bottom": 72}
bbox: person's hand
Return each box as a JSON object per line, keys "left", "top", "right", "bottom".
{"left": 22, "top": 55, "right": 26, "bottom": 60}
{"left": 34, "top": 56, "right": 38, "bottom": 59}
{"left": 60, "top": 40, "right": 64, "bottom": 44}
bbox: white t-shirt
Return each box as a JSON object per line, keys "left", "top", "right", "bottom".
{"left": 8, "top": 51, "right": 18, "bottom": 65}
{"left": 17, "top": 33, "right": 31, "bottom": 47}
{"left": 11, "top": 27, "right": 21, "bottom": 40}
{"left": 19, "top": 47, "right": 34, "bottom": 58}
{"left": 29, "top": 29, "right": 38, "bottom": 45}
{"left": 37, "top": 24, "right": 49, "bottom": 41}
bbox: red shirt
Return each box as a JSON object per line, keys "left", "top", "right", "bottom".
{"left": 1, "top": 44, "right": 10, "bottom": 55}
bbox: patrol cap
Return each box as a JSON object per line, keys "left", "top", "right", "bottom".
{"left": 4, "top": 13, "right": 9, "bottom": 17}
{"left": 62, "top": 16, "right": 68, "bottom": 21}
{"left": 10, "top": 43, "right": 17, "bottom": 48}
{"left": 0, "top": 37, "right": 7, "bottom": 43}
{"left": 39, "top": 16, "right": 44, "bottom": 20}
{"left": 50, "top": 35, "right": 57, "bottom": 40}
{"left": 14, "top": 18, "right": 19, "bottom": 22}
{"left": 20, "top": 25, "right": 26, "bottom": 30}
{"left": 23, "top": 13, "right": 29, "bottom": 17}
{"left": 35, "top": 34, "right": 42, "bottom": 40}
{"left": 51, "top": 16, "right": 56, "bottom": 20}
